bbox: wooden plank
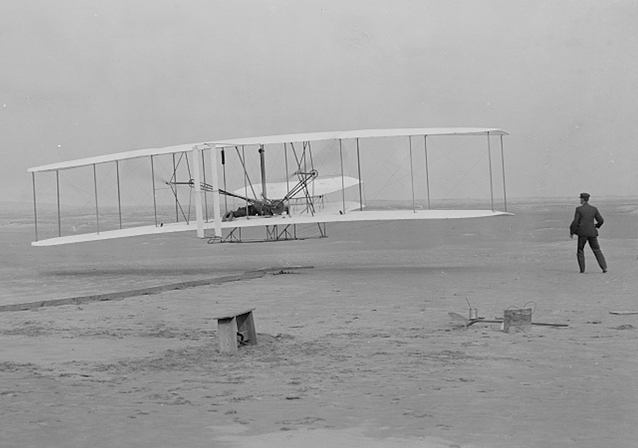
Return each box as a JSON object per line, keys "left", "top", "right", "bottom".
{"left": 213, "top": 308, "right": 256, "bottom": 321}
{"left": 236, "top": 311, "right": 257, "bottom": 345}
{"left": 215, "top": 308, "right": 257, "bottom": 352}
{"left": 217, "top": 317, "right": 239, "bottom": 354}
{"left": 0, "top": 273, "right": 262, "bottom": 312}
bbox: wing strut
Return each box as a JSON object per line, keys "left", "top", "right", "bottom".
{"left": 116, "top": 161, "right": 123, "bottom": 229}
{"left": 289, "top": 142, "right": 317, "bottom": 215}
{"left": 234, "top": 145, "right": 259, "bottom": 202}
{"left": 93, "top": 164, "right": 100, "bottom": 234}
{"left": 356, "top": 138, "right": 363, "bottom": 211}
{"left": 409, "top": 136, "right": 416, "bottom": 212}
{"left": 165, "top": 151, "right": 194, "bottom": 224}
{"left": 259, "top": 145, "right": 267, "bottom": 200}
{"left": 209, "top": 145, "right": 222, "bottom": 238}
{"left": 221, "top": 148, "right": 228, "bottom": 212}
{"left": 151, "top": 156, "right": 158, "bottom": 227}
{"left": 500, "top": 134, "right": 508, "bottom": 212}
{"left": 284, "top": 143, "right": 290, "bottom": 210}
{"left": 339, "top": 139, "right": 346, "bottom": 214}
{"left": 192, "top": 146, "right": 205, "bottom": 238}
{"left": 487, "top": 132, "right": 495, "bottom": 212}
{"left": 56, "top": 170, "right": 61, "bottom": 237}
{"left": 424, "top": 136, "right": 431, "bottom": 210}
{"left": 31, "top": 172, "right": 38, "bottom": 242}
{"left": 172, "top": 153, "right": 179, "bottom": 222}
{"left": 201, "top": 150, "right": 210, "bottom": 222}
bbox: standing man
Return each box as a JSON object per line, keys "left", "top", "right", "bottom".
{"left": 569, "top": 192, "right": 607, "bottom": 273}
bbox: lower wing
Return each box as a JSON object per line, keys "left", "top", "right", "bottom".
{"left": 32, "top": 209, "right": 512, "bottom": 246}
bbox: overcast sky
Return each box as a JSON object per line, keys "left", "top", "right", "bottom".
{"left": 2, "top": 0, "right": 637, "bottom": 203}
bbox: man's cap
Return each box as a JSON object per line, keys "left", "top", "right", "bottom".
{"left": 579, "top": 192, "right": 590, "bottom": 200}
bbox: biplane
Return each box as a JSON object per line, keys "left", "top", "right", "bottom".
{"left": 27, "top": 128, "right": 512, "bottom": 246}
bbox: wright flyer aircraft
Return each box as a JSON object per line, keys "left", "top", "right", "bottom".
{"left": 28, "top": 128, "right": 512, "bottom": 246}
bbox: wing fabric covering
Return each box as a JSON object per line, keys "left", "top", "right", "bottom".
{"left": 32, "top": 209, "right": 511, "bottom": 246}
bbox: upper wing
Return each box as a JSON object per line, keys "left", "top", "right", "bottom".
{"left": 214, "top": 128, "right": 509, "bottom": 148}
{"left": 27, "top": 143, "right": 211, "bottom": 173}
{"left": 27, "top": 128, "right": 509, "bottom": 173}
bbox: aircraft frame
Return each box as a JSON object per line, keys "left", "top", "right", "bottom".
{"left": 28, "top": 128, "right": 512, "bottom": 246}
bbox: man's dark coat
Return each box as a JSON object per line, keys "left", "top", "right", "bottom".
{"left": 570, "top": 203, "right": 604, "bottom": 237}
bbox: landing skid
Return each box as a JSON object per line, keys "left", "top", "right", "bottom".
{"left": 207, "top": 223, "right": 327, "bottom": 244}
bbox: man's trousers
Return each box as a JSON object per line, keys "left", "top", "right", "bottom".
{"left": 577, "top": 236, "right": 607, "bottom": 273}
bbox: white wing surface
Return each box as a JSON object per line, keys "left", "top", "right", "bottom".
{"left": 32, "top": 209, "right": 512, "bottom": 246}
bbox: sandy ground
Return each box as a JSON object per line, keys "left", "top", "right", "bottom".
{"left": 1, "top": 199, "right": 638, "bottom": 447}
